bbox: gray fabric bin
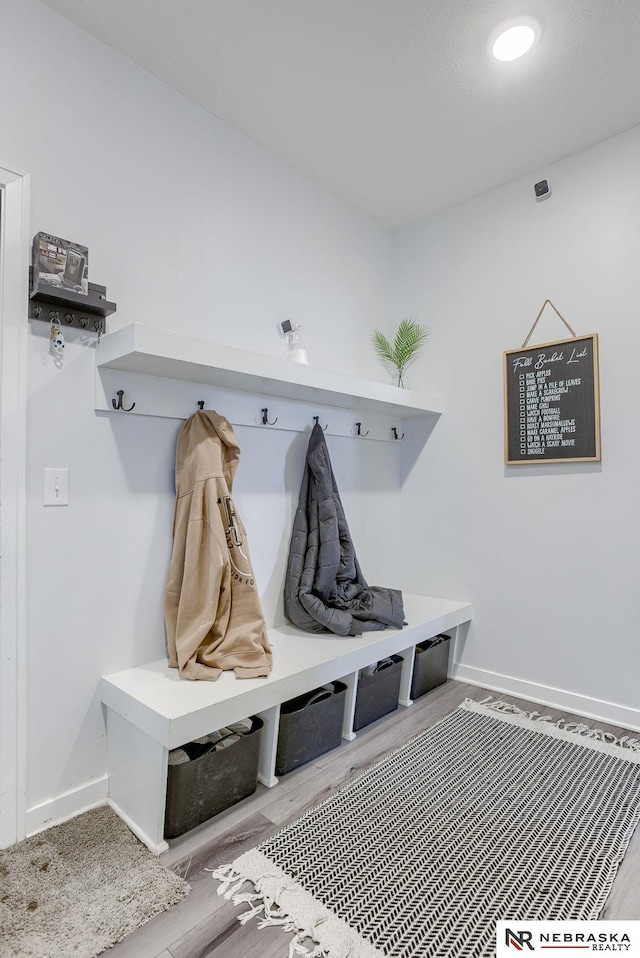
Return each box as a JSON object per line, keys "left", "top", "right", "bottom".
{"left": 276, "top": 681, "right": 347, "bottom": 775}
{"left": 410, "top": 634, "right": 451, "bottom": 699}
{"left": 164, "top": 716, "right": 263, "bottom": 838}
{"left": 353, "top": 655, "right": 403, "bottom": 731}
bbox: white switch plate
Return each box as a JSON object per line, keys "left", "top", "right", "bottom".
{"left": 43, "top": 468, "right": 69, "bottom": 506}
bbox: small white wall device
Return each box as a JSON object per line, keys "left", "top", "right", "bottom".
{"left": 279, "top": 319, "right": 309, "bottom": 364}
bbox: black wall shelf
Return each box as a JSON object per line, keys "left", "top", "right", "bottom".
{"left": 29, "top": 267, "right": 117, "bottom": 335}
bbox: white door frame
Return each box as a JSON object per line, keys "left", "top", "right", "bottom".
{"left": 0, "top": 163, "right": 29, "bottom": 848}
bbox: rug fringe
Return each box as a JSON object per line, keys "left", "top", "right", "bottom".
{"left": 209, "top": 854, "right": 384, "bottom": 958}
{"left": 474, "top": 697, "right": 640, "bottom": 753}
{"left": 207, "top": 862, "right": 248, "bottom": 899}
{"left": 209, "top": 865, "right": 323, "bottom": 956}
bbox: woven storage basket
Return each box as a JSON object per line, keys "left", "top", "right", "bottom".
{"left": 164, "top": 716, "right": 263, "bottom": 838}
{"left": 353, "top": 654, "right": 403, "bottom": 731}
{"left": 276, "top": 681, "right": 347, "bottom": 775}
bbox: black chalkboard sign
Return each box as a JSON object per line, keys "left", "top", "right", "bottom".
{"left": 504, "top": 334, "right": 601, "bottom": 464}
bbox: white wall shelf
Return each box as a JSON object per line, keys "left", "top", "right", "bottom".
{"left": 96, "top": 323, "right": 443, "bottom": 420}
{"left": 101, "top": 592, "right": 472, "bottom": 854}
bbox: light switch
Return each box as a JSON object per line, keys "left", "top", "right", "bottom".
{"left": 44, "top": 468, "right": 69, "bottom": 506}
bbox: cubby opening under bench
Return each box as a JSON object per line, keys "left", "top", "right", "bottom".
{"left": 100, "top": 592, "right": 472, "bottom": 854}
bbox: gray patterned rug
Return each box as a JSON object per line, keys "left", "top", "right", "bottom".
{"left": 0, "top": 805, "right": 189, "bottom": 958}
{"left": 213, "top": 699, "right": 640, "bottom": 958}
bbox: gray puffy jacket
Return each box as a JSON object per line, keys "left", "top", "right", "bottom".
{"left": 284, "top": 423, "right": 404, "bottom": 635}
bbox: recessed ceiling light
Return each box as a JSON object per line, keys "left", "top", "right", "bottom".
{"left": 492, "top": 21, "right": 538, "bottom": 61}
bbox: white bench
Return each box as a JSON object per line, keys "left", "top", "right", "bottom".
{"left": 101, "top": 593, "right": 472, "bottom": 853}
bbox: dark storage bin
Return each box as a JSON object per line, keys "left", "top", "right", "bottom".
{"left": 410, "top": 634, "right": 451, "bottom": 700}
{"left": 276, "top": 681, "right": 347, "bottom": 775}
{"left": 164, "top": 716, "right": 263, "bottom": 838}
{"left": 353, "top": 655, "right": 403, "bottom": 731}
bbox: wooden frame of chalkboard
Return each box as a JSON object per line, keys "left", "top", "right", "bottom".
{"left": 504, "top": 334, "right": 601, "bottom": 465}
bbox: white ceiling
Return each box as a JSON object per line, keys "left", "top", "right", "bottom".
{"left": 39, "top": 0, "right": 640, "bottom": 228}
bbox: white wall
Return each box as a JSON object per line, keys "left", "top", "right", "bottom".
{"left": 395, "top": 126, "right": 640, "bottom": 727}
{"left": 0, "top": 0, "right": 401, "bottom": 830}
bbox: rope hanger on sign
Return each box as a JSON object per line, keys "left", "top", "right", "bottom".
{"left": 521, "top": 299, "right": 576, "bottom": 348}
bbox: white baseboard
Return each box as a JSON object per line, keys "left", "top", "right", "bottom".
{"left": 452, "top": 663, "right": 640, "bottom": 733}
{"left": 25, "top": 775, "right": 108, "bottom": 837}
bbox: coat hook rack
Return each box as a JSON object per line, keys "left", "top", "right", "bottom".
{"left": 197, "top": 400, "right": 205, "bottom": 410}
{"left": 261, "top": 407, "right": 278, "bottom": 425}
{"left": 313, "top": 415, "right": 328, "bottom": 430}
{"left": 112, "top": 389, "right": 135, "bottom": 412}
{"left": 391, "top": 427, "right": 405, "bottom": 441}
{"left": 354, "top": 421, "right": 369, "bottom": 437}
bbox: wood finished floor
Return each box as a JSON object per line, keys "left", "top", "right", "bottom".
{"left": 104, "top": 681, "right": 640, "bottom": 958}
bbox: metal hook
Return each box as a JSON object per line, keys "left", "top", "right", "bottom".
{"left": 391, "top": 427, "right": 405, "bottom": 441}
{"left": 112, "top": 389, "right": 136, "bottom": 412}
{"left": 313, "top": 416, "right": 328, "bottom": 430}
{"left": 261, "top": 407, "right": 278, "bottom": 425}
{"left": 197, "top": 401, "right": 205, "bottom": 410}
{"left": 354, "top": 422, "right": 369, "bottom": 437}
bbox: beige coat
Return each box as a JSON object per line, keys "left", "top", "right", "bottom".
{"left": 164, "top": 411, "right": 272, "bottom": 681}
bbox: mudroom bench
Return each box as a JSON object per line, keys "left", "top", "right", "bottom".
{"left": 101, "top": 592, "right": 472, "bottom": 854}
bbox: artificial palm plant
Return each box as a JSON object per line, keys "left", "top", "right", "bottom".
{"left": 371, "top": 318, "right": 429, "bottom": 388}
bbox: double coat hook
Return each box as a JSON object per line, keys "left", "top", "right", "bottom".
{"left": 112, "top": 389, "right": 135, "bottom": 412}
{"left": 391, "top": 427, "right": 405, "bottom": 441}
{"left": 354, "top": 422, "right": 369, "bottom": 437}
{"left": 261, "top": 407, "right": 278, "bottom": 425}
{"left": 313, "top": 415, "right": 328, "bottom": 430}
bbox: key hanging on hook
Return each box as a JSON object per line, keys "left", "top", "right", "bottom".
{"left": 49, "top": 314, "right": 65, "bottom": 360}
{"left": 261, "top": 407, "right": 278, "bottom": 425}
{"left": 112, "top": 389, "right": 136, "bottom": 412}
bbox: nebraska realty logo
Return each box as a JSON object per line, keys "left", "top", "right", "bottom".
{"left": 496, "top": 922, "right": 640, "bottom": 955}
